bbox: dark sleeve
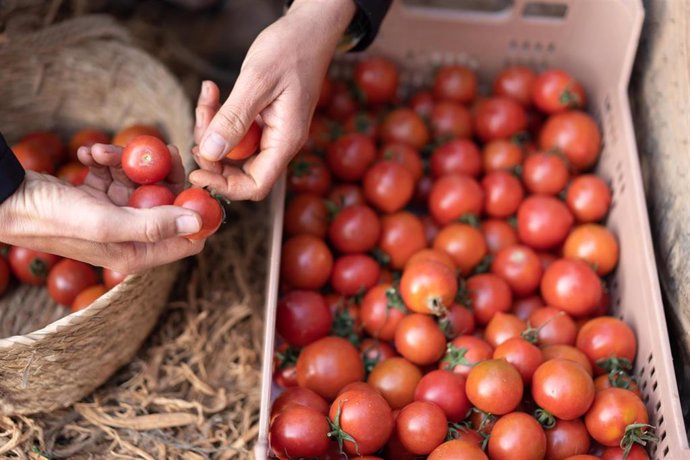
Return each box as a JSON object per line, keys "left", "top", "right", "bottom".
{"left": 350, "top": 0, "right": 393, "bottom": 52}
{"left": 0, "top": 133, "right": 25, "bottom": 204}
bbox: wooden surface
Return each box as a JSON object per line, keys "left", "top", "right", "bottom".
{"left": 631, "top": 0, "right": 690, "bottom": 427}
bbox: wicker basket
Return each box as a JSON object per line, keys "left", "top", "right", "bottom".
{"left": 0, "top": 14, "right": 194, "bottom": 415}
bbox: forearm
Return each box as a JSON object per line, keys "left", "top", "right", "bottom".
{"left": 286, "top": 0, "right": 357, "bottom": 50}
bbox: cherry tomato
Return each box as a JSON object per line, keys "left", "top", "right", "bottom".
{"left": 430, "top": 102, "right": 473, "bottom": 139}
{"left": 485, "top": 312, "right": 526, "bottom": 348}
{"left": 414, "top": 370, "right": 471, "bottom": 422}
{"left": 288, "top": 153, "right": 332, "bottom": 196}
{"left": 368, "top": 357, "right": 422, "bottom": 409}
{"left": 281, "top": 234, "right": 333, "bottom": 290}
{"left": 410, "top": 90, "right": 435, "bottom": 118}
{"left": 360, "top": 284, "right": 406, "bottom": 341}
{"left": 395, "top": 313, "right": 447, "bottom": 366}
{"left": 274, "top": 365, "right": 299, "bottom": 389}
{"left": 563, "top": 224, "right": 619, "bottom": 276}
{"left": 491, "top": 244, "right": 542, "bottom": 297}
{"left": 277, "top": 290, "right": 332, "bottom": 347}
{"left": 8, "top": 247, "right": 60, "bottom": 285}
{"left": 421, "top": 213, "right": 440, "bottom": 244}
{"left": 128, "top": 184, "right": 175, "bottom": 208}
{"left": 326, "top": 133, "right": 377, "bottom": 181}
{"left": 532, "top": 69, "right": 586, "bottom": 114}
{"left": 539, "top": 110, "right": 601, "bottom": 171}
{"left": 360, "top": 339, "right": 398, "bottom": 373}
{"left": 396, "top": 401, "right": 448, "bottom": 455}
{"left": 466, "top": 359, "right": 523, "bottom": 415}
{"left": 545, "top": 418, "right": 591, "bottom": 460}
{"left": 493, "top": 66, "right": 537, "bottom": 107}
{"left": 576, "top": 316, "right": 637, "bottom": 375}
{"left": 440, "top": 335, "right": 494, "bottom": 377}
{"left": 541, "top": 344, "right": 593, "bottom": 376}
{"left": 541, "top": 258, "right": 602, "bottom": 317}
{"left": 566, "top": 174, "right": 611, "bottom": 222}
{"left": 112, "top": 124, "right": 164, "bottom": 147}
{"left": 224, "top": 120, "right": 261, "bottom": 160}
{"left": 474, "top": 97, "right": 527, "bottom": 142}
{"left": 493, "top": 337, "right": 543, "bottom": 384}
{"left": 328, "top": 82, "right": 358, "bottom": 121}
{"left": 488, "top": 412, "right": 547, "bottom": 460}
{"left": 517, "top": 195, "right": 574, "bottom": 249}
{"left": 439, "top": 304, "right": 476, "bottom": 339}
{"left": 103, "top": 268, "right": 127, "bottom": 289}
{"left": 308, "top": 116, "right": 339, "bottom": 150}
{"left": 337, "top": 381, "right": 379, "bottom": 397}
{"left": 71, "top": 284, "right": 107, "bottom": 312}
{"left": 378, "top": 211, "right": 427, "bottom": 270}
{"left": 345, "top": 112, "right": 379, "bottom": 138}
{"left": 284, "top": 193, "right": 328, "bottom": 238}
{"left": 405, "top": 248, "right": 455, "bottom": 271}
{"left": 329, "top": 389, "right": 394, "bottom": 455}
{"left": 21, "top": 131, "right": 66, "bottom": 165}
{"left": 511, "top": 295, "right": 544, "bottom": 321}
{"left": 400, "top": 260, "right": 457, "bottom": 316}
{"left": 522, "top": 152, "right": 569, "bottom": 195}
{"left": 271, "top": 386, "right": 329, "bottom": 418}
{"left": 67, "top": 129, "right": 110, "bottom": 161}
{"left": 379, "top": 143, "right": 424, "bottom": 182}
{"left": 173, "top": 188, "right": 223, "bottom": 240}
{"left": 481, "top": 219, "right": 519, "bottom": 254}
{"left": 429, "top": 439, "right": 489, "bottom": 460}
{"left": 47, "top": 259, "right": 99, "bottom": 306}
{"left": 429, "top": 174, "right": 484, "bottom": 225}
{"left": 270, "top": 405, "right": 330, "bottom": 459}
{"left": 329, "top": 204, "right": 380, "bottom": 253}
{"left": 296, "top": 336, "right": 364, "bottom": 400}
{"left": 56, "top": 162, "right": 88, "bottom": 186}
{"left": 467, "top": 273, "right": 513, "bottom": 325}
{"left": 433, "top": 223, "right": 487, "bottom": 275}
{"left": 121, "top": 135, "right": 172, "bottom": 185}
{"left": 0, "top": 257, "right": 10, "bottom": 297}
{"left": 354, "top": 57, "right": 399, "bottom": 104}
{"left": 433, "top": 65, "right": 477, "bottom": 104}
{"left": 363, "top": 160, "right": 415, "bottom": 213}
{"left": 482, "top": 171, "right": 524, "bottom": 218}
{"left": 482, "top": 139, "right": 524, "bottom": 173}
{"left": 316, "top": 77, "right": 333, "bottom": 109}
{"left": 12, "top": 142, "right": 55, "bottom": 174}
{"left": 528, "top": 306, "right": 578, "bottom": 346}
{"left": 601, "top": 444, "right": 650, "bottom": 460}
{"left": 532, "top": 358, "right": 595, "bottom": 420}
{"left": 594, "top": 373, "right": 641, "bottom": 399}
{"left": 564, "top": 456, "right": 599, "bottom": 460}
{"left": 380, "top": 108, "right": 430, "bottom": 150}
{"left": 584, "top": 388, "right": 650, "bottom": 447}
{"left": 430, "top": 139, "right": 482, "bottom": 179}
{"left": 328, "top": 184, "right": 365, "bottom": 208}
{"left": 331, "top": 254, "right": 381, "bottom": 296}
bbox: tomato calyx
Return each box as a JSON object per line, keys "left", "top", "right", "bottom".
{"left": 455, "top": 279, "right": 472, "bottom": 308}
{"left": 438, "top": 316, "right": 455, "bottom": 340}
{"left": 275, "top": 345, "right": 301, "bottom": 369}
{"left": 362, "top": 341, "right": 386, "bottom": 374}
{"left": 457, "top": 213, "right": 481, "bottom": 228}
{"left": 606, "top": 369, "right": 639, "bottom": 391}
{"left": 520, "top": 322, "right": 540, "bottom": 344}
{"left": 510, "top": 131, "right": 531, "bottom": 147}
{"left": 354, "top": 113, "right": 373, "bottom": 134}
{"left": 290, "top": 158, "right": 318, "bottom": 178}
{"left": 442, "top": 343, "right": 473, "bottom": 369}
{"left": 534, "top": 407, "right": 556, "bottom": 429}
{"left": 511, "top": 164, "right": 523, "bottom": 178}
{"left": 325, "top": 199, "right": 342, "bottom": 222}
{"left": 385, "top": 286, "right": 407, "bottom": 314}
{"left": 371, "top": 248, "right": 391, "bottom": 267}
{"left": 28, "top": 258, "right": 50, "bottom": 279}
{"left": 558, "top": 86, "right": 583, "bottom": 108}
{"left": 328, "top": 400, "right": 360, "bottom": 456}
{"left": 447, "top": 420, "right": 481, "bottom": 442}
{"left": 507, "top": 216, "right": 518, "bottom": 229}
{"left": 472, "top": 255, "right": 494, "bottom": 275}
{"left": 620, "top": 423, "right": 657, "bottom": 459}
{"left": 0, "top": 246, "right": 8, "bottom": 258}
{"left": 470, "top": 408, "right": 495, "bottom": 450}
{"left": 331, "top": 306, "right": 361, "bottom": 347}
{"left": 597, "top": 357, "right": 633, "bottom": 374}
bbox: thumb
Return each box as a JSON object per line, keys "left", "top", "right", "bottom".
{"left": 98, "top": 206, "right": 203, "bottom": 243}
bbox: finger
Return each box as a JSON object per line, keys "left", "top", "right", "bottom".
{"left": 195, "top": 80, "right": 221, "bottom": 145}
{"left": 79, "top": 146, "right": 113, "bottom": 193}
{"left": 86, "top": 144, "right": 135, "bottom": 206}
{"left": 166, "top": 145, "right": 188, "bottom": 194}
{"left": 118, "top": 237, "right": 206, "bottom": 274}
{"left": 192, "top": 145, "right": 223, "bottom": 175}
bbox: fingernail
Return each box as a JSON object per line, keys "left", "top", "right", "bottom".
{"left": 176, "top": 215, "right": 202, "bottom": 235}
{"left": 201, "top": 132, "right": 228, "bottom": 161}
{"left": 195, "top": 108, "right": 204, "bottom": 128}
{"left": 202, "top": 81, "right": 210, "bottom": 96}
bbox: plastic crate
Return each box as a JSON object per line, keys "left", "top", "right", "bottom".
{"left": 255, "top": 1, "right": 688, "bottom": 458}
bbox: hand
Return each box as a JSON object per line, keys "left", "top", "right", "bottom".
{"left": 190, "top": 0, "right": 356, "bottom": 201}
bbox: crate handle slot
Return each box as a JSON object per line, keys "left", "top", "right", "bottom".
{"left": 522, "top": 2, "right": 568, "bottom": 19}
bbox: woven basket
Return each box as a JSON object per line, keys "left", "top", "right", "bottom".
{"left": 0, "top": 15, "right": 194, "bottom": 415}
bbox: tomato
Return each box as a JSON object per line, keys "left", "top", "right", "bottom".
{"left": 430, "top": 102, "right": 473, "bottom": 139}
{"left": 328, "top": 184, "right": 365, "bottom": 208}
{"left": 280, "top": 234, "right": 333, "bottom": 290}
{"left": 482, "top": 171, "right": 524, "bottom": 218}
{"left": 317, "top": 77, "right": 333, "bottom": 109}
{"left": 539, "top": 110, "right": 601, "bottom": 171}
{"left": 485, "top": 312, "right": 526, "bottom": 348}
{"left": 522, "top": 152, "right": 569, "bottom": 195}
{"left": 8, "top": 247, "right": 60, "bottom": 285}
{"left": 275, "top": 365, "right": 299, "bottom": 389}
{"left": 511, "top": 295, "right": 544, "bottom": 321}
{"left": 414, "top": 370, "right": 471, "bottom": 422}
{"left": 482, "top": 139, "right": 524, "bottom": 173}
{"left": 12, "top": 142, "right": 55, "bottom": 174}
{"left": 308, "top": 116, "right": 339, "bottom": 150}
{"left": 56, "top": 162, "right": 88, "bottom": 186}
{"left": 541, "top": 258, "right": 602, "bottom": 317}
{"left": 491, "top": 244, "right": 542, "bottom": 297}
{"left": 226, "top": 120, "right": 261, "bottom": 160}
{"left": 405, "top": 248, "right": 455, "bottom": 271}
{"left": 128, "top": 184, "right": 175, "bottom": 208}
{"left": 488, "top": 412, "right": 546, "bottom": 460}
{"left": 594, "top": 373, "right": 641, "bottom": 398}
{"left": 272, "top": 386, "right": 330, "bottom": 418}
{"left": 566, "top": 174, "right": 611, "bottom": 223}
{"left": 345, "top": 112, "right": 379, "bottom": 138}
{"left": 360, "top": 339, "right": 397, "bottom": 373}
{"left": 467, "top": 273, "right": 513, "bottom": 326}
{"left": 363, "top": 160, "right": 415, "bottom": 213}
{"left": 331, "top": 254, "right": 380, "bottom": 296}
{"left": 288, "top": 153, "right": 332, "bottom": 196}
{"left": 284, "top": 193, "right": 328, "bottom": 238}
{"left": 0, "top": 257, "right": 10, "bottom": 297}
{"left": 112, "top": 124, "right": 164, "bottom": 147}
{"left": 47, "top": 259, "right": 99, "bottom": 306}
{"left": 71, "top": 284, "right": 107, "bottom": 312}
{"left": 440, "top": 335, "right": 493, "bottom": 377}
{"left": 400, "top": 260, "right": 457, "bottom": 315}
{"left": 517, "top": 195, "right": 574, "bottom": 249}
{"left": 396, "top": 401, "right": 448, "bottom": 455}
{"left": 360, "top": 284, "right": 407, "bottom": 341}
{"left": 329, "top": 204, "right": 380, "bottom": 253}
{"left": 326, "top": 133, "right": 376, "bottom": 181}
{"left": 601, "top": 444, "right": 650, "bottom": 460}
{"left": 328, "top": 82, "right": 358, "bottom": 121}
{"left": 541, "top": 345, "right": 593, "bottom": 376}
{"left": 493, "top": 66, "right": 537, "bottom": 107}
{"left": 563, "top": 224, "right": 619, "bottom": 276}
{"left": 564, "top": 456, "right": 599, "bottom": 460}
{"left": 337, "top": 381, "right": 379, "bottom": 397}
{"left": 429, "top": 439, "right": 489, "bottom": 460}
{"left": 584, "top": 388, "right": 650, "bottom": 447}
{"left": 430, "top": 139, "right": 482, "bottom": 179}
{"left": 493, "top": 337, "right": 543, "bottom": 384}
{"left": 368, "top": 357, "right": 422, "bottom": 409}
{"left": 21, "top": 131, "right": 66, "bottom": 165}
{"left": 394, "top": 313, "right": 446, "bottom": 366}
{"left": 354, "top": 57, "right": 399, "bottom": 104}
{"left": 380, "top": 108, "right": 430, "bottom": 150}
{"left": 544, "top": 419, "right": 591, "bottom": 460}
{"left": 532, "top": 358, "right": 595, "bottom": 420}
{"left": 439, "top": 304, "right": 476, "bottom": 339}
{"left": 270, "top": 405, "right": 330, "bottom": 459}
{"left": 378, "top": 211, "right": 427, "bottom": 270}
{"left": 277, "top": 291, "right": 332, "bottom": 347}
{"left": 121, "top": 135, "right": 172, "bottom": 185}
{"left": 421, "top": 214, "right": 440, "bottom": 244}
{"left": 474, "top": 97, "right": 527, "bottom": 142}
{"left": 173, "top": 188, "right": 223, "bottom": 240}
{"left": 428, "top": 174, "right": 484, "bottom": 225}
{"left": 576, "top": 316, "right": 637, "bottom": 375}
{"left": 379, "top": 143, "right": 424, "bottom": 182}
{"left": 410, "top": 90, "right": 435, "bottom": 118}
{"left": 296, "top": 336, "right": 364, "bottom": 400}
{"left": 433, "top": 65, "right": 477, "bottom": 104}
{"left": 466, "top": 359, "right": 523, "bottom": 415}
{"left": 528, "top": 307, "right": 578, "bottom": 346}
{"left": 532, "top": 69, "right": 586, "bottom": 114}
{"left": 481, "top": 219, "right": 518, "bottom": 254}
{"left": 103, "top": 268, "right": 126, "bottom": 289}
{"left": 329, "top": 389, "right": 394, "bottom": 455}
{"left": 66, "top": 128, "right": 109, "bottom": 162}
{"left": 433, "top": 223, "right": 487, "bottom": 275}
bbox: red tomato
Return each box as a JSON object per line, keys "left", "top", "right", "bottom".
{"left": 414, "top": 370, "right": 471, "bottom": 422}
{"left": 532, "top": 358, "right": 595, "bottom": 420}
{"left": 360, "top": 284, "right": 406, "bottom": 341}
{"left": 270, "top": 405, "right": 330, "bottom": 459}
{"left": 173, "top": 188, "right": 223, "bottom": 240}
{"left": 491, "top": 244, "right": 542, "bottom": 297}
{"left": 121, "top": 135, "right": 172, "bottom": 185}
{"left": 482, "top": 171, "right": 525, "bottom": 218}
{"left": 326, "top": 133, "right": 376, "bottom": 181}
{"left": 296, "top": 336, "right": 364, "bottom": 400}
{"left": 576, "top": 316, "right": 637, "bottom": 375}
{"left": 433, "top": 65, "right": 477, "bottom": 104}
{"left": 488, "top": 412, "right": 547, "bottom": 460}
{"left": 433, "top": 223, "right": 487, "bottom": 275}
{"left": 307, "top": 116, "right": 339, "bottom": 150}
{"left": 474, "top": 97, "right": 527, "bottom": 142}
{"left": 467, "top": 273, "right": 513, "bottom": 326}
{"left": 8, "top": 247, "right": 60, "bottom": 285}
{"left": 439, "top": 304, "right": 476, "bottom": 339}
{"left": 280, "top": 234, "right": 333, "bottom": 290}
{"left": 284, "top": 193, "right": 328, "bottom": 238}
{"left": 430, "top": 102, "right": 473, "bottom": 139}
{"left": 328, "top": 82, "right": 358, "bottom": 121}
{"left": 528, "top": 307, "right": 578, "bottom": 346}
{"left": 511, "top": 295, "right": 544, "bottom": 321}
{"left": 344, "top": 112, "right": 379, "bottom": 138}
{"left": 331, "top": 254, "right": 381, "bottom": 296}
{"left": 103, "top": 268, "right": 127, "bottom": 289}
{"left": 430, "top": 139, "right": 482, "bottom": 179}
{"left": 337, "top": 381, "right": 379, "bottom": 397}
{"left": 532, "top": 69, "right": 586, "bottom": 114}
{"left": 484, "top": 312, "right": 526, "bottom": 348}
{"left": 396, "top": 401, "right": 448, "bottom": 455}
{"left": 541, "top": 258, "right": 602, "bottom": 317}
{"left": 56, "top": 162, "right": 88, "bottom": 186}
{"left": 428, "top": 174, "right": 484, "bottom": 225}
{"left": 277, "top": 291, "right": 332, "bottom": 347}
{"left": 328, "top": 184, "right": 365, "bottom": 208}
{"left": 566, "top": 174, "right": 612, "bottom": 222}
{"left": 482, "top": 139, "right": 524, "bottom": 172}
{"left": 539, "top": 110, "right": 601, "bottom": 171}
{"left": 128, "top": 184, "right": 175, "bottom": 208}
{"left": 440, "top": 335, "right": 494, "bottom": 377}
{"left": 272, "top": 386, "right": 329, "bottom": 420}
{"left": 68, "top": 129, "right": 110, "bottom": 161}
{"left": 563, "top": 224, "right": 619, "bottom": 276}
{"left": 594, "top": 372, "right": 641, "bottom": 398}
{"left": 354, "top": 57, "right": 399, "bottom": 104}
{"left": 71, "top": 284, "right": 107, "bottom": 312}
{"left": 226, "top": 121, "right": 261, "bottom": 160}
{"left": 378, "top": 211, "right": 427, "bottom": 270}
{"left": 522, "top": 152, "right": 569, "bottom": 195}
{"left": 493, "top": 66, "right": 537, "bottom": 107}
{"left": 493, "top": 337, "right": 543, "bottom": 384}
{"left": 379, "top": 143, "right": 424, "bottom": 182}
{"left": 360, "top": 339, "right": 398, "bottom": 374}
{"left": 112, "top": 124, "right": 165, "bottom": 147}
{"left": 0, "top": 257, "right": 10, "bottom": 297}
{"left": 410, "top": 90, "right": 435, "bottom": 118}
{"left": 405, "top": 248, "right": 456, "bottom": 271}
{"left": 421, "top": 214, "right": 440, "bottom": 244}
{"left": 400, "top": 260, "right": 457, "bottom": 315}
{"left": 380, "top": 108, "right": 430, "bottom": 150}
{"left": 368, "top": 357, "right": 422, "bottom": 409}
{"left": 601, "top": 444, "right": 650, "bottom": 460}
{"left": 584, "top": 388, "right": 650, "bottom": 447}
{"left": 541, "top": 345, "right": 593, "bottom": 376}
{"left": 429, "top": 440, "right": 489, "bottom": 460}
{"left": 316, "top": 77, "right": 333, "bottom": 109}
{"left": 47, "top": 259, "right": 99, "bottom": 306}
{"left": 545, "top": 418, "right": 591, "bottom": 460}
{"left": 12, "top": 142, "right": 55, "bottom": 174}
{"left": 517, "top": 195, "right": 574, "bottom": 249}
{"left": 329, "top": 204, "right": 380, "bottom": 253}
{"left": 481, "top": 219, "right": 519, "bottom": 254}
{"left": 288, "top": 153, "right": 332, "bottom": 196}
{"left": 329, "top": 389, "right": 394, "bottom": 455}
{"left": 466, "top": 359, "right": 523, "bottom": 415}
{"left": 363, "top": 161, "right": 415, "bottom": 213}
{"left": 395, "top": 314, "right": 447, "bottom": 366}
{"left": 21, "top": 131, "right": 66, "bottom": 165}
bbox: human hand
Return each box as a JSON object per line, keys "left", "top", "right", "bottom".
{"left": 189, "top": 0, "right": 356, "bottom": 201}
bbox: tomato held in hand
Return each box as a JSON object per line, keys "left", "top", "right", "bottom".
{"left": 326, "top": 133, "right": 377, "bottom": 181}
{"left": 380, "top": 108, "right": 430, "bottom": 150}
{"left": 331, "top": 254, "right": 381, "bottom": 296}
{"left": 584, "top": 388, "right": 651, "bottom": 447}
{"left": 270, "top": 405, "right": 330, "bottom": 459}
{"left": 563, "top": 224, "right": 619, "bottom": 276}
{"left": 71, "top": 284, "right": 107, "bottom": 312}
{"left": 47, "top": 259, "right": 99, "bottom": 306}
{"left": 226, "top": 121, "right": 261, "bottom": 160}
{"left": 354, "top": 57, "right": 399, "bottom": 104}
{"left": 396, "top": 401, "right": 448, "bottom": 455}
{"left": 493, "top": 337, "right": 543, "bottom": 385}
{"left": 488, "top": 412, "right": 547, "bottom": 460}
{"left": 493, "top": 66, "right": 537, "bottom": 107}
{"left": 433, "top": 65, "right": 477, "bottom": 104}
{"left": 466, "top": 359, "right": 523, "bottom": 415}
{"left": 368, "top": 357, "right": 422, "bottom": 409}
{"left": 277, "top": 290, "right": 332, "bottom": 347}
{"left": 296, "top": 336, "right": 364, "bottom": 400}
{"left": 113, "top": 124, "right": 165, "bottom": 147}
{"left": 440, "top": 335, "right": 493, "bottom": 378}
{"left": 128, "top": 184, "right": 175, "bottom": 208}
{"left": 288, "top": 153, "right": 332, "bottom": 196}
{"left": 8, "top": 247, "right": 60, "bottom": 285}
{"left": 566, "top": 174, "right": 612, "bottom": 222}
{"left": 430, "top": 139, "right": 482, "bottom": 179}
{"left": 329, "top": 389, "right": 394, "bottom": 455}
{"left": 541, "top": 258, "right": 602, "bottom": 317}
{"left": 545, "top": 418, "right": 592, "bottom": 460}
{"left": 430, "top": 102, "right": 473, "bottom": 139}
{"left": 280, "top": 234, "right": 333, "bottom": 290}
{"left": 400, "top": 260, "right": 457, "bottom": 316}
{"left": 21, "top": 131, "right": 66, "bottom": 165}
{"left": 360, "top": 284, "right": 407, "bottom": 341}
{"left": 539, "top": 110, "right": 601, "bottom": 171}
{"left": 378, "top": 211, "right": 427, "bottom": 270}
{"left": 474, "top": 97, "right": 527, "bottom": 142}
{"left": 329, "top": 204, "right": 381, "bottom": 254}
{"left": 466, "top": 273, "right": 513, "bottom": 326}
{"left": 576, "top": 316, "right": 637, "bottom": 375}
{"left": 363, "top": 160, "right": 415, "bottom": 213}
{"left": 395, "top": 313, "right": 447, "bottom": 366}
{"left": 517, "top": 195, "right": 574, "bottom": 250}
{"left": 68, "top": 128, "right": 110, "bottom": 161}
{"left": 532, "top": 358, "right": 595, "bottom": 421}
{"left": 174, "top": 188, "right": 223, "bottom": 240}
{"left": 414, "top": 370, "right": 471, "bottom": 422}
{"left": 121, "top": 135, "right": 172, "bottom": 185}
{"left": 532, "top": 69, "right": 586, "bottom": 114}
{"left": 429, "top": 174, "right": 484, "bottom": 225}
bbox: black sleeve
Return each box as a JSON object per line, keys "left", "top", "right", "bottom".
{"left": 0, "top": 133, "right": 25, "bottom": 204}
{"left": 350, "top": 0, "right": 393, "bottom": 52}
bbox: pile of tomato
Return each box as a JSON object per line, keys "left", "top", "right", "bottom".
{"left": 269, "top": 58, "right": 656, "bottom": 460}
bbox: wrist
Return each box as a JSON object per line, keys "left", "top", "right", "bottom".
{"left": 286, "top": 0, "right": 357, "bottom": 40}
